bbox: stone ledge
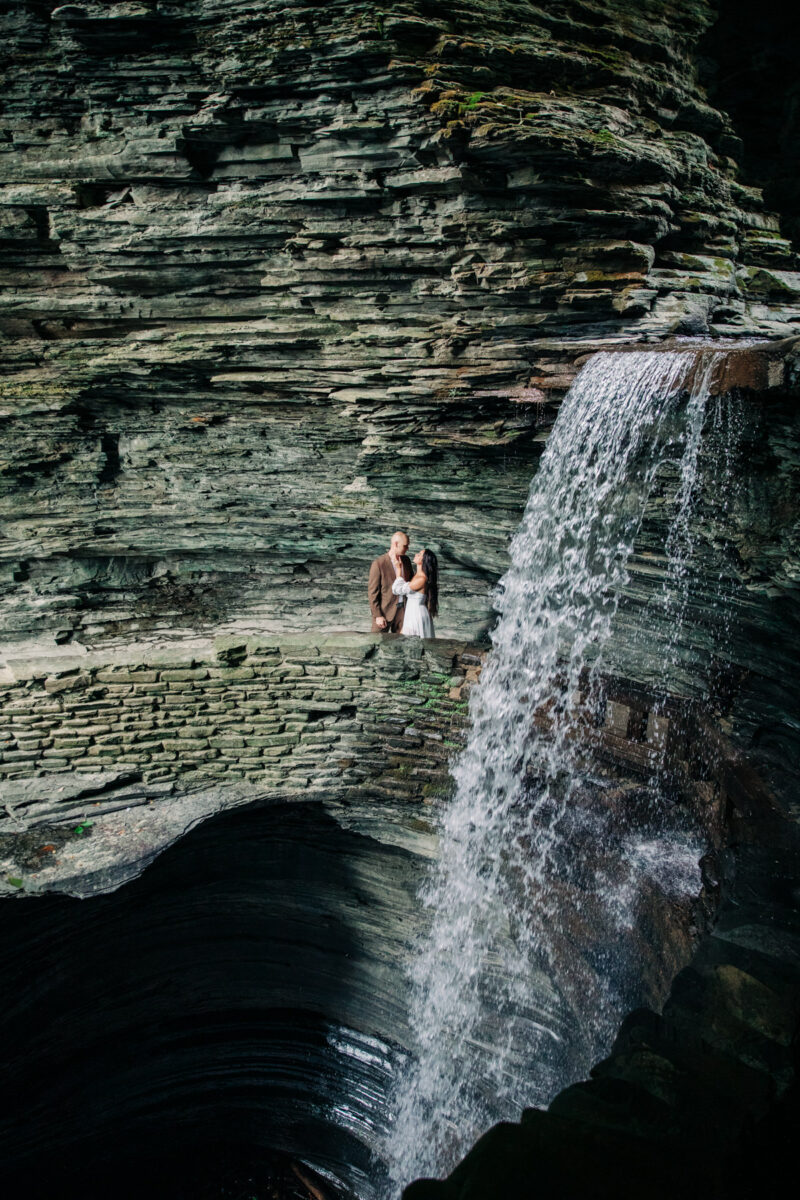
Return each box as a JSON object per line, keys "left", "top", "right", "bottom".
{"left": 0, "top": 635, "right": 485, "bottom": 802}
{"left": 3, "top": 633, "right": 480, "bottom": 684}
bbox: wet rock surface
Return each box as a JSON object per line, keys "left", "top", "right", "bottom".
{"left": 3, "top": 1, "right": 800, "bottom": 647}
{"left": 606, "top": 378, "right": 800, "bottom": 806}
{"left": 399, "top": 361, "right": 800, "bottom": 1197}
{"left": 403, "top": 811, "right": 800, "bottom": 1199}
{"left": 0, "top": 752, "right": 714, "bottom": 1200}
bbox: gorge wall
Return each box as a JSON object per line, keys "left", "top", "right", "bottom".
{"left": 3, "top": 0, "right": 800, "bottom": 649}
{"left": 3, "top": 4, "right": 800, "bottom": 1199}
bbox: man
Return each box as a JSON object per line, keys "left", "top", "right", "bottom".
{"left": 368, "top": 531, "right": 413, "bottom": 633}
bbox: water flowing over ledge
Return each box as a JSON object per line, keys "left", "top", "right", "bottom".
{"left": 387, "top": 349, "right": 726, "bottom": 1185}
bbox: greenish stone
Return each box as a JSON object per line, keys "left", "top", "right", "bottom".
{"left": 94, "top": 670, "right": 159, "bottom": 684}
{"left": 178, "top": 725, "right": 213, "bottom": 740}
{"left": 247, "top": 733, "right": 300, "bottom": 747}
{"left": 160, "top": 669, "right": 210, "bottom": 682}
{"left": 245, "top": 636, "right": 281, "bottom": 656}
{"left": 213, "top": 635, "right": 249, "bottom": 663}
{"left": 44, "top": 673, "right": 91, "bottom": 694}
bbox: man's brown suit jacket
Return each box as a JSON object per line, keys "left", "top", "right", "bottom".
{"left": 368, "top": 553, "right": 412, "bottom": 632}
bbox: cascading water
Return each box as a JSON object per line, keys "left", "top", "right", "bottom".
{"left": 386, "top": 349, "right": 724, "bottom": 1189}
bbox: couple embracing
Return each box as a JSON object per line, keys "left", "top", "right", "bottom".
{"left": 368, "top": 531, "right": 439, "bottom": 638}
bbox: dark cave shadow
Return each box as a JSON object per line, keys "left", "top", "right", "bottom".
{"left": 0, "top": 801, "right": 407, "bottom": 1198}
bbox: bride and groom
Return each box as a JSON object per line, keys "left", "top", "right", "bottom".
{"left": 368, "top": 531, "right": 439, "bottom": 638}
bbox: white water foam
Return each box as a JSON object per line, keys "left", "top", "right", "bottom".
{"left": 387, "top": 350, "right": 723, "bottom": 1188}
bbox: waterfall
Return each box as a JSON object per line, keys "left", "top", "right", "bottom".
{"left": 386, "top": 349, "right": 723, "bottom": 1188}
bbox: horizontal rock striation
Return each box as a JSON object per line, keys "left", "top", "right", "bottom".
{"left": 3, "top": 1, "right": 800, "bottom": 647}
{"left": 605, "top": 374, "right": 800, "bottom": 807}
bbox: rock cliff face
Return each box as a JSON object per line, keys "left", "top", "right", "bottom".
{"left": 2, "top": 6, "right": 800, "bottom": 1199}
{"left": 3, "top": 0, "right": 800, "bottom": 649}
{"left": 0, "top": 686, "right": 713, "bottom": 1200}
{"left": 602, "top": 358, "right": 800, "bottom": 799}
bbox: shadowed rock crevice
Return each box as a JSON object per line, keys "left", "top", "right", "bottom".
{"left": 0, "top": 780, "right": 717, "bottom": 1200}
{"left": 701, "top": 0, "right": 800, "bottom": 248}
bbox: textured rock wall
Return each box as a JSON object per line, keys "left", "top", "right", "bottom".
{"left": 0, "top": 632, "right": 480, "bottom": 789}
{"left": 605, "top": 375, "right": 800, "bottom": 807}
{"left": 3, "top": 0, "right": 800, "bottom": 649}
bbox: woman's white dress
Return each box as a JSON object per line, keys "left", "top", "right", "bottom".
{"left": 392, "top": 577, "right": 435, "bottom": 638}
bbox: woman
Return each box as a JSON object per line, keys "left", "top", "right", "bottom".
{"left": 392, "top": 548, "right": 438, "bottom": 638}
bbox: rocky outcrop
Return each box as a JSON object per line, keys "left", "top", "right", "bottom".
{"left": 0, "top": 633, "right": 477, "bottom": 778}
{"left": 3, "top": 1, "right": 800, "bottom": 649}
{"left": 605, "top": 366, "right": 800, "bottom": 805}
{"left": 0, "top": 633, "right": 483, "bottom": 894}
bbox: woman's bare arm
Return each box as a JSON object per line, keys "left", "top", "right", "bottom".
{"left": 408, "top": 570, "right": 427, "bottom": 592}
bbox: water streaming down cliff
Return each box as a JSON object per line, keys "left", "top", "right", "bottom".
{"left": 387, "top": 350, "right": 724, "bottom": 1188}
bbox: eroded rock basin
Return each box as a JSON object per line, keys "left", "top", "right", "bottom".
{"left": 0, "top": 761, "right": 711, "bottom": 1200}
{"left": 0, "top": 800, "right": 423, "bottom": 1199}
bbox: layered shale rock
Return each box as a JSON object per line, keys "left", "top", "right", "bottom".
{"left": 596, "top": 356, "right": 800, "bottom": 803}
{"left": 0, "top": 665, "right": 718, "bottom": 1200}
{"left": 3, "top": 0, "right": 800, "bottom": 649}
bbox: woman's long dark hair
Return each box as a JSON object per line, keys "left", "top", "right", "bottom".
{"left": 422, "top": 549, "right": 439, "bottom": 618}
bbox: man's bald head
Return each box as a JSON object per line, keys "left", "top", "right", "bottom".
{"left": 390, "top": 531, "right": 409, "bottom": 557}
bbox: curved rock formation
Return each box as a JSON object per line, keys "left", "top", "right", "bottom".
{"left": 0, "top": 778, "right": 711, "bottom": 1200}
{"left": 0, "top": 801, "right": 421, "bottom": 1198}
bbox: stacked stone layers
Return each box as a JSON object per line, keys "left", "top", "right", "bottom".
{"left": 2, "top": 1, "right": 800, "bottom": 646}
{"left": 0, "top": 633, "right": 480, "bottom": 793}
